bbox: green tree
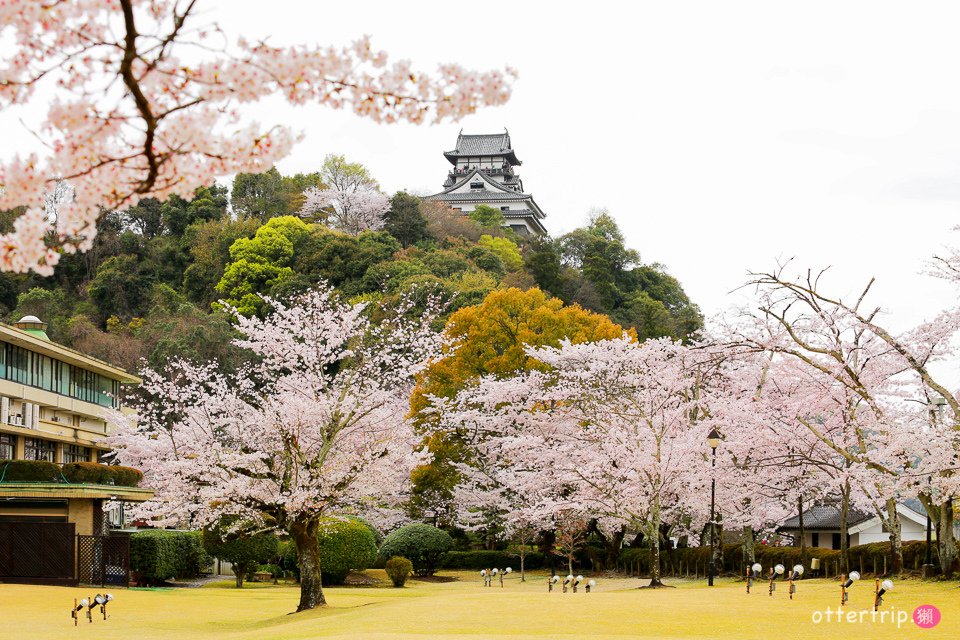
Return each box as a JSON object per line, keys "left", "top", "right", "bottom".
{"left": 320, "top": 153, "right": 379, "bottom": 193}
{"left": 478, "top": 235, "right": 523, "bottom": 272}
{"left": 215, "top": 216, "right": 312, "bottom": 315}
{"left": 231, "top": 167, "right": 288, "bottom": 220}
{"left": 384, "top": 191, "right": 428, "bottom": 247}
{"left": 181, "top": 217, "right": 260, "bottom": 307}
{"left": 468, "top": 204, "right": 505, "bottom": 229}
{"left": 88, "top": 254, "right": 153, "bottom": 322}
{"left": 201, "top": 522, "right": 280, "bottom": 588}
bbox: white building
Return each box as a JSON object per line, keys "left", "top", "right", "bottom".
{"left": 425, "top": 130, "right": 547, "bottom": 236}
{"left": 778, "top": 501, "right": 928, "bottom": 549}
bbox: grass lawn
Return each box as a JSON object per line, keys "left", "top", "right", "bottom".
{"left": 5, "top": 571, "right": 958, "bottom": 639}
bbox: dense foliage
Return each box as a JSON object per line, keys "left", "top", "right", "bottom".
{"left": 384, "top": 556, "right": 413, "bottom": 587}
{"left": 201, "top": 521, "right": 281, "bottom": 588}
{"left": 130, "top": 530, "right": 211, "bottom": 585}
{"left": 379, "top": 524, "right": 454, "bottom": 576}
{"left": 316, "top": 517, "right": 379, "bottom": 585}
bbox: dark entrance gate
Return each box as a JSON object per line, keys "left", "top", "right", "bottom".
{"left": 0, "top": 521, "right": 76, "bottom": 585}
{"left": 78, "top": 533, "right": 130, "bottom": 586}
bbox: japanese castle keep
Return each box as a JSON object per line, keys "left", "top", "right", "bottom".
{"left": 425, "top": 130, "right": 547, "bottom": 235}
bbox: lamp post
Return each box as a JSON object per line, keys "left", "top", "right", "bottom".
{"left": 707, "top": 428, "right": 721, "bottom": 587}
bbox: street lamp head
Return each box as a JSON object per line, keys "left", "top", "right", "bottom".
{"left": 706, "top": 428, "right": 721, "bottom": 450}
{"left": 774, "top": 564, "right": 785, "bottom": 575}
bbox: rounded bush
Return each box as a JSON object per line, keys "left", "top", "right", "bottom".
{"left": 0, "top": 459, "right": 60, "bottom": 482}
{"left": 378, "top": 523, "right": 453, "bottom": 577}
{"left": 62, "top": 461, "right": 113, "bottom": 484}
{"left": 317, "top": 516, "right": 378, "bottom": 585}
{"left": 110, "top": 465, "right": 144, "bottom": 486}
{"left": 385, "top": 556, "right": 413, "bottom": 587}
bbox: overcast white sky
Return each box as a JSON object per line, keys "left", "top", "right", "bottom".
{"left": 8, "top": 1, "right": 960, "bottom": 335}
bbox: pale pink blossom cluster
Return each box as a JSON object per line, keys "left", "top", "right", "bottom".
{"left": 299, "top": 187, "right": 390, "bottom": 235}
{"left": 0, "top": 0, "right": 515, "bottom": 274}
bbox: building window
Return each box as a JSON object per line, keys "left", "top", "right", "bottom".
{"left": 831, "top": 533, "right": 841, "bottom": 550}
{"left": 63, "top": 444, "right": 89, "bottom": 464}
{"left": 811, "top": 532, "right": 819, "bottom": 547}
{"left": 0, "top": 340, "right": 121, "bottom": 408}
{"left": 470, "top": 181, "right": 483, "bottom": 191}
{"left": 23, "top": 438, "right": 55, "bottom": 462}
{"left": 0, "top": 434, "right": 13, "bottom": 459}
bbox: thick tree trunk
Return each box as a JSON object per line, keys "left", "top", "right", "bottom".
{"left": 884, "top": 497, "right": 903, "bottom": 575}
{"left": 520, "top": 550, "right": 526, "bottom": 582}
{"left": 647, "top": 496, "right": 663, "bottom": 587}
{"left": 937, "top": 500, "right": 956, "bottom": 577}
{"left": 839, "top": 483, "right": 850, "bottom": 575}
{"left": 234, "top": 564, "right": 245, "bottom": 588}
{"left": 290, "top": 518, "right": 327, "bottom": 611}
{"left": 567, "top": 555, "right": 573, "bottom": 577}
{"left": 742, "top": 526, "right": 755, "bottom": 566}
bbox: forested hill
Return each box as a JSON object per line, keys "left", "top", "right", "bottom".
{"left": 0, "top": 159, "right": 703, "bottom": 373}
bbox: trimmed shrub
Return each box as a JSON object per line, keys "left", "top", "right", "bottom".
{"left": 202, "top": 523, "right": 280, "bottom": 588}
{"left": 317, "top": 516, "right": 378, "bottom": 585}
{"left": 0, "top": 459, "right": 61, "bottom": 482}
{"left": 385, "top": 556, "right": 413, "bottom": 587}
{"left": 62, "top": 461, "right": 113, "bottom": 484}
{"left": 131, "top": 530, "right": 211, "bottom": 585}
{"left": 378, "top": 524, "right": 453, "bottom": 577}
{"left": 440, "top": 550, "right": 546, "bottom": 570}
{"left": 110, "top": 466, "right": 144, "bottom": 487}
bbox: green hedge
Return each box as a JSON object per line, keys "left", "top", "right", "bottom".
{"left": 617, "top": 540, "right": 937, "bottom": 577}
{"left": 440, "top": 550, "right": 546, "bottom": 570}
{"left": 131, "top": 530, "right": 211, "bottom": 584}
{"left": 0, "top": 460, "right": 142, "bottom": 486}
{"left": 0, "top": 459, "right": 61, "bottom": 482}
{"left": 378, "top": 524, "right": 453, "bottom": 577}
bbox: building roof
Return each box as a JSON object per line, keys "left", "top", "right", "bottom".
{"left": 443, "top": 131, "right": 521, "bottom": 166}
{"left": 779, "top": 504, "right": 874, "bottom": 531}
{"left": 426, "top": 170, "right": 546, "bottom": 220}
{"left": 0, "top": 322, "right": 140, "bottom": 384}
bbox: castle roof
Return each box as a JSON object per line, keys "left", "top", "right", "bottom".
{"left": 443, "top": 131, "right": 521, "bottom": 166}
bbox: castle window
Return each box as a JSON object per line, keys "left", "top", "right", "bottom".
{"left": 470, "top": 181, "right": 483, "bottom": 191}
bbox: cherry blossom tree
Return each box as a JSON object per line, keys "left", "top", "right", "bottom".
{"left": 299, "top": 186, "right": 390, "bottom": 234}
{"left": 106, "top": 284, "right": 444, "bottom": 611}
{"left": 737, "top": 264, "right": 960, "bottom": 575}
{"left": 0, "top": 0, "right": 515, "bottom": 274}
{"left": 437, "top": 336, "right": 724, "bottom": 588}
